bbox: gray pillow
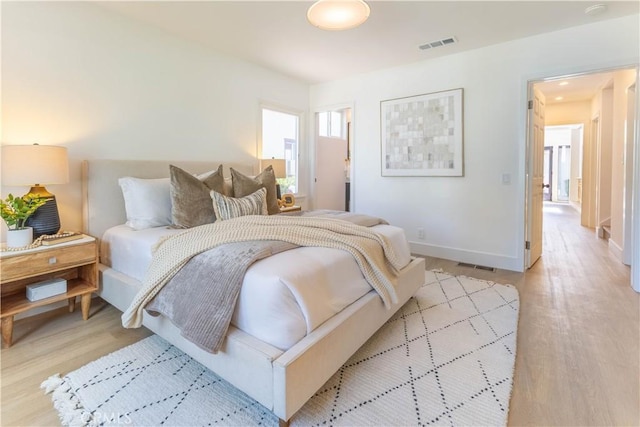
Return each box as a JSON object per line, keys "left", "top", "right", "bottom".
{"left": 170, "top": 164, "right": 226, "bottom": 228}
{"left": 230, "top": 166, "right": 280, "bottom": 215}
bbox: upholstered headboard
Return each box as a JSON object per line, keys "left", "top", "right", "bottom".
{"left": 81, "top": 159, "right": 255, "bottom": 240}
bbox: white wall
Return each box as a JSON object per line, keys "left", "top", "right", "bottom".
{"left": 610, "top": 69, "right": 637, "bottom": 255}
{"left": 1, "top": 2, "right": 309, "bottom": 235}
{"left": 594, "top": 87, "right": 614, "bottom": 227}
{"left": 310, "top": 15, "right": 639, "bottom": 272}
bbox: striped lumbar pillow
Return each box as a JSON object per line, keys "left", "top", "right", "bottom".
{"left": 210, "top": 187, "right": 268, "bottom": 221}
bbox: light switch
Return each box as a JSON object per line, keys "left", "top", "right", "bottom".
{"left": 502, "top": 173, "right": 511, "bottom": 185}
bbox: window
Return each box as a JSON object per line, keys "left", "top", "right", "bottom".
{"left": 318, "top": 111, "right": 345, "bottom": 138}
{"left": 261, "top": 107, "right": 300, "bottom": 194}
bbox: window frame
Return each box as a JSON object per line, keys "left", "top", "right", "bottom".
{"left": 258, "top": 103, "right": 305, "bottom": 197}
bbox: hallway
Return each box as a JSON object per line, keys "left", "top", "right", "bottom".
{"left": 423, "top": 202, "right": 638, "bottom": 425}
{"left": 511, "top": 202, "right": 637, "bottom": 426}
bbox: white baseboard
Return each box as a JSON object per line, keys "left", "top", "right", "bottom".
{"left": 409, "top": 241, "right": 523, "bottom": 272}
{"left": 569, "top": 201, "right": 581, "bottom": 213}
{"left": 608, "top": 238, "right": 624, "bottom": 261}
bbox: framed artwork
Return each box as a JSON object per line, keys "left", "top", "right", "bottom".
{"left": 381, "top": 88, "right": 464, "bottom": 176}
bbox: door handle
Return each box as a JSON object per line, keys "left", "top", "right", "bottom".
{"left": 542, "top": 184, "right": 549, "bottom": 189}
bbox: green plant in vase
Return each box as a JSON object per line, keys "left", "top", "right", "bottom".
{"left": 1, "top": 193, "right": 46, "bottom": 230}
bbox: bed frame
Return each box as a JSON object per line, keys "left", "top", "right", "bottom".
{"left": 81, "top": 159, "right": 426, "bottom": 425}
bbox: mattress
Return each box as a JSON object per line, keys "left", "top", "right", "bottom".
{"left": 101, "top": 223, "right": 411, "bottom": 350}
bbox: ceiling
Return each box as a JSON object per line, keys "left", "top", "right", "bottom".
{"left": 536, "top": 73, "right": 615, "bottom": 105}
{"left": 96, "top": 1, "right": 639, "bottom": 85}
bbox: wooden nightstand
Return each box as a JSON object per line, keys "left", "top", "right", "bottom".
{"left": 0, "top": 235, "right": 98, "bottom": 347}
{"left": 279, "top": 205, "right": 301, "bottom": 213}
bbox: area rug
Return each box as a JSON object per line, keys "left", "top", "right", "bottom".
{"left": 42, "top": 270, "right": 519, "bottom": 426}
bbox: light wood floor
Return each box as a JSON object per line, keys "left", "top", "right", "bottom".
{"left": 1, "top": 203, "right": 638, "bottom": 426}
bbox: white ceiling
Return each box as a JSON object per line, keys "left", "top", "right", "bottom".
{"left": 536, "top": 73, "right": 615, "bottom": 105}
{"left": 97, "top": 1, "right": 639, "bottom": 85}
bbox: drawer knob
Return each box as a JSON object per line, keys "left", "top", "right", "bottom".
{"left": 48, "top": 257, "right": 57, "bottom": 264}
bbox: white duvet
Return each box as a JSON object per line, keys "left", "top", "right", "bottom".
{"left": 101, "top": 222, "right": 411, "bottom": 350}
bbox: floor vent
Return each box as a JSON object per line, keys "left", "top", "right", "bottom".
{"left": 419, "top": 36, "right": 457, "bottom": 51}
{"left": 457, "top": 262, "right": 496, "bottom": 272}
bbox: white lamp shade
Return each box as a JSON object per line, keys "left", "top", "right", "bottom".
{"left": 307, "top": 0, "right": 370, "bottom": 31}
{"left": 259, "top": 158, "right": 286, "bottom": 179}
{"left": 1, "top": 145, "right": 69, "bottom": 186}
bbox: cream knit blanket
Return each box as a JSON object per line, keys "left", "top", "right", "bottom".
{"left": 122, "top": 215, "right": 404, "bottom": 328}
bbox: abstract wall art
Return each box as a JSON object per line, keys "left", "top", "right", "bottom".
{"left": 381, "top": 88, "right": 464, "bottom": 176}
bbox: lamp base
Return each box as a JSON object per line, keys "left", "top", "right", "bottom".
{"left": 25, "top": 195, "right": 61, "bottom": 238}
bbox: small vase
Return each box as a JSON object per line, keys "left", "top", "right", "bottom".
{"left": 6, "top": 227, "right": 33, "bottom": 248}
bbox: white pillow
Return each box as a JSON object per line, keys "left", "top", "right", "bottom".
{"left": 118, "top": 177, "right": 172, "bottom": 230}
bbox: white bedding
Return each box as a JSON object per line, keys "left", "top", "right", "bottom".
{"left": 101, "top": 223, "right": 411, "bottom": 350}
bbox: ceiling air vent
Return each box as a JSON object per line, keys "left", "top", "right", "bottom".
{"left": 419, "top": 36, "right": 457, "bottom": 51}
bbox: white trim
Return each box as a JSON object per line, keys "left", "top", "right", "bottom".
{"left": 258, "top": 101, "right": 306, "bottom": 199}
{"left": 632, "top": 69, "right": 640, "bottom": 292}
{"left": 524, "top": 80, "right": 538, "bottom": 269}
{"left": 409, "top": 241, "right": 521, "bottom": 272}
{"left": 523, "top": 64, "right": 640, "bottom": 276}
{"left": 624, "top": 83, "right": 637, "bottom": 266}
{"left": 609, "top": 238, "right": 624, "bottom": 260}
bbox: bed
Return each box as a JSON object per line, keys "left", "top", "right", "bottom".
{"left": 81, "top": 159, "right": 426, "bottom": 425}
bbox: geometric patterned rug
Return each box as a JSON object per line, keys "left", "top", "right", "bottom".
{"left": 42, "top": 270, "right": 519, "bottom": 426}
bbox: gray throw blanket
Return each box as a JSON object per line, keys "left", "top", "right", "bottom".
{"left": 145, "top": 240, "right": 296, "bottom": 353}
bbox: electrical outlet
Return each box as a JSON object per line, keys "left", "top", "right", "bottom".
{"left": 417, "top": 227, "right": 425, "bottom": 239}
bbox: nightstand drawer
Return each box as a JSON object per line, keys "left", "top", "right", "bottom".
{"left": 1, "top": 242, "right": 97, "bottom": 283}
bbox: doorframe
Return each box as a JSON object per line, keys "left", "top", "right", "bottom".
{"left": 625, "top": 83, "right": 637, "bottom": 266}
{"left": 543, "top": 146, "right": 553, "bottom": 201}
{"left": 632, "top": 71, "right": 640, "bottom": 292}
{"left": 310, "top": 102, "right": 355, "bottom": 211}
{"left": 524, "top": 65, "right": 640, "bottom": 293}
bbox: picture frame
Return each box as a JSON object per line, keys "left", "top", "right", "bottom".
{"left": 381, "top": 88, "right": 464, "bottom": 177}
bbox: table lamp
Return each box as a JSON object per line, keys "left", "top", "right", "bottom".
{"left": 1, "top": 144, "right": 69, "bottom": 237}
{"left": 260, "top": 158, "right": 286, "bottom": 199}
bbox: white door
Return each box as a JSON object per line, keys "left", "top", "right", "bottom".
{"left": 527, "top": 87, "right": 545, "bottom": 268}
{"left": 316, "top": 135, "right": 347, "bottom": 210}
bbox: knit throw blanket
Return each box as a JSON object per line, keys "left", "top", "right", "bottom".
{"left": 144, "top": 240, "right": 297, "bottom": 353}
{"left": 122, "top": 215, "right": 404, "bottom": 334}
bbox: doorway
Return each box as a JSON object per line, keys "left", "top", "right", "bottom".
{"left": 525, "top": 67, "right": 638, "bottom": 284}
{"left": 314, "top": 107, "right": 352, "bottom": 211}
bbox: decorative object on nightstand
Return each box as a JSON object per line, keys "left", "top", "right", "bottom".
{"left": 1, "top": 144, "right": 69, "bottom": 238}
{"left": 279, "top": 192, "right": 299, "bottom": 213}
{"left": 279, "top": 205, "right": 301, "bottom": 213}
{"left": 0, "top": 193, "right": 46, "bottom": 248}
{"left": 281, "top": 193, "right": 295, "bottom": 207}
{"left": 0, "top": 234, "right": 98, "bottom": 347}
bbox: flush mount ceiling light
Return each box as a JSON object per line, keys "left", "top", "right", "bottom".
{"left": 307, "top": 0, "right": 370, "bottom": 31}
{"left": 585, "top": 4, "right": 607, "bottom": 16}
